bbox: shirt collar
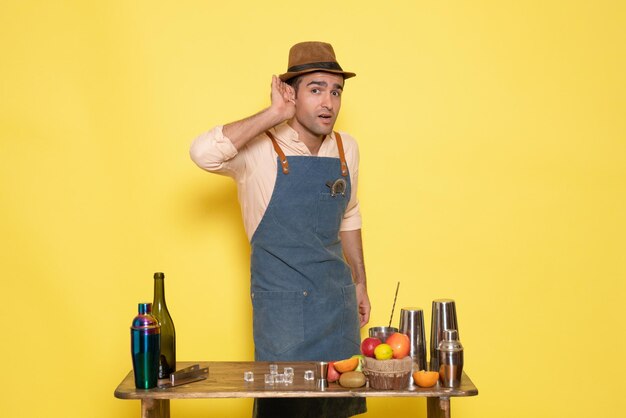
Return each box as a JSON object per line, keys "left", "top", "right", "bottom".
{"left": 274, "top": 122, "right": 299, "bottom": 143}
{"left": 273, "top": 122, "right": 336, "bottom": 145}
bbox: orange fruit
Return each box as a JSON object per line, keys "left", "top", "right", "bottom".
{"left": 351, "top": 354, "right": 365, "bottom": 371}
{"left": 374, "top": 343, "right": 393, "bottom": 360}
{"left": 333, "top": 357, "right": 359, "bottom": 373}
{"left": 413, "top": 370, "right": 439, "bottom": 387}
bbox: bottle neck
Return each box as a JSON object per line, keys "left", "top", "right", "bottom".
{"left": 154, "top": 278, "right": 167, "bottom": 307}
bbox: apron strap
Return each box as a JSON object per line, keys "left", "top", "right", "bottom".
{"left": 265, "top": 130, "right": 290, "bottom": 175}
{"left": 265, "top": 130, "right": 348, "bottom": 177}
{"left": 334, "top": 131, "right": 349, "bottom": 177}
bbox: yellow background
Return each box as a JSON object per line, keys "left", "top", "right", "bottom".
{"left": 1, "top": 1, "right": 624, "bottom": 417}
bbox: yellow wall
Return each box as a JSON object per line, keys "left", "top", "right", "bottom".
{"left": 1, "top": 1, "right": 624, "bottom": 417}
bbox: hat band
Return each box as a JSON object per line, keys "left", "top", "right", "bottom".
{"left": 287, "top": 61, "right": 343, "bottom": 73}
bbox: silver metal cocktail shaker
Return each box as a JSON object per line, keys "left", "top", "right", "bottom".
{"left": 399, "top": 307, "right": 427, "bottom": 371}
{"left": 430, "top": 299, "right": 459, "bottom": 371}
{"left": 437, "top": 329, "right": 463, "bottom": 388}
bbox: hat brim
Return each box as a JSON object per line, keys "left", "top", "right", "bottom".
{"left": 279, "top": 69, "right": 356, "bottom": 82}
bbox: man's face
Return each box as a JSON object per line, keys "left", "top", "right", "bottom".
{"left": 290, "top": 72, "right": 344, "bottom": 138}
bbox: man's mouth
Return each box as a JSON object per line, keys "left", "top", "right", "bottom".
{"left": 319, "top": 114, "right": 333, "bottom": 119}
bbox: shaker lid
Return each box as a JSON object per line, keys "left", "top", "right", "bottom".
{"left": 138, "top": 302, "right": 152, "bottom": 315}
{"left": 131, "top": 302, "right": 160, "bottom": 332}
{"left": 437, "top": 328, "right": 463, "bottom": 351}
{"left": 444, "top": 329, "right": 458, "bottom": 341}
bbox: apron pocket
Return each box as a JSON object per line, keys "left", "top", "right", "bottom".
{"left": 341, "top": 283, "right": 361, "bottom": 348}
{"left": 316, "top": 192, "right": 348, "bottom": 240}
{"left": 252, "top": 290, "right": 305, "bottom": 356}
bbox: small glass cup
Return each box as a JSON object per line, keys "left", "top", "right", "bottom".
{"left": 284, "top": 367, "right": 294, "bottom": 376}
{"left": 269, "top": 364, "right": 278, "bottom": 375}
{"left": 304, "top": 370, "right": 314, "bottom": 381}
{"left": 244, "top": 371, "right": 254, "bottom": 382}
{"left": 264, "top": 373, "right": 275, "bottom": 385}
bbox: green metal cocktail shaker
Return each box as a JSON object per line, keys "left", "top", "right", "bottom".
{"left": 131, "top": 302, "right": 160, "bottom": 389}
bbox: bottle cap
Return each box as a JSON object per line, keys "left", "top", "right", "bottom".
{"left": 138, "top": 302, "right": 152, "bottom": 315}
{"left": 154, "top": 272, "right": 165, "bottom": 279}
{"left": 443, "top": 329, "right": 458, "bottom": 341}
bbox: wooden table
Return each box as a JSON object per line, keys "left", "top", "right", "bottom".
{"left": 114, "top": 361, "right": 478, "bottom": 418}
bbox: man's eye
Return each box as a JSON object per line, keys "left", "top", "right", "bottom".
{"left": 311, "top": 88, "right": 320, "bottom": 94}
{"left": 332, "top": 91, "right": 342, "bottom": 97}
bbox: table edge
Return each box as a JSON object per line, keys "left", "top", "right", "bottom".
{"left": 114, "top": 361, "right": 479, "bottom": 400}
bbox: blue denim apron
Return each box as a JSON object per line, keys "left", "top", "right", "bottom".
{"left": 251, "top": 132, "right": 366, "bottom": 418}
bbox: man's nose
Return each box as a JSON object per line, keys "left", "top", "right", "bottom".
{"left": 321, "top": 93, "right": 333, "bottom": 110}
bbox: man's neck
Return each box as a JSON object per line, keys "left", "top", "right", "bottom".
{"left": 302, "top": 135, "right": 325, "bottom": 155}
{"left": 288, "top": 120, "right": 326, "bottom": 155}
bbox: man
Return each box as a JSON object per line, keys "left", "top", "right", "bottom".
{"left": 190, "top": 41, "right": 370, "bottom": 417}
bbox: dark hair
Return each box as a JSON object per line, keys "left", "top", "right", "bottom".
{"left": 286, "top": 75, "right": 304, "bottom": 97}
{"left": 286, "top": 73, "right": 345, "bottom": 97}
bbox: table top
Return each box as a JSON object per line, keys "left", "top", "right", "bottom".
{"left": 114, "top": 361, "right": 478, "bottom": 400}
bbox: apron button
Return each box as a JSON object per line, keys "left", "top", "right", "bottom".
{"left": 303, "top": 291, "right": 308, "bottom": 296}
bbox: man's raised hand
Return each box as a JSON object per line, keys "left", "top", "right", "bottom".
{"left": 270, "top": 75, "right": 296, "bottom": 122}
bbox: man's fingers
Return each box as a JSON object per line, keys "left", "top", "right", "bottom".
{"left": 359, "top": 303, "right": 371, "bottom": 327}
{"left": 360, "top": 312, "right": 370, "bottom": 327}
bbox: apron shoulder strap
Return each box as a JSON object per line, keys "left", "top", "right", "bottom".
{"left": 334, "top": 131, "right": 349, "bottom": 177}
{"left": 265, "top": 130, "right": 289, "bottom": 175}
{"left": 265, "top": 130, "right": 348, "bottom": 177}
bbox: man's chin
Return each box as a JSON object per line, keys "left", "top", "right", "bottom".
{"left": 316, "top": 125, "right": 335, "bottom": 136}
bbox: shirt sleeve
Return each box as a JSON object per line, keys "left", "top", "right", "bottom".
{"left": 189, "top": 125, "right": 243, "bottom": 178}
{"left": 340, "top": 134, "right": 363, "bottom": 231}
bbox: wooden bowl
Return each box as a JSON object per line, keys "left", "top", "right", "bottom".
{"left": 362, "top": 357, "right": 412, "bottom": 390}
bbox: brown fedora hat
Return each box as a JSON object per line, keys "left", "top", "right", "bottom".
{"left": 279, "top": 41, "right": 356, "bottom": 82}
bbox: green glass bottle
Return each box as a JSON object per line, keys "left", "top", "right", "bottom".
{"left": 152, "top": 272, "right": 176, "bottom": 378}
